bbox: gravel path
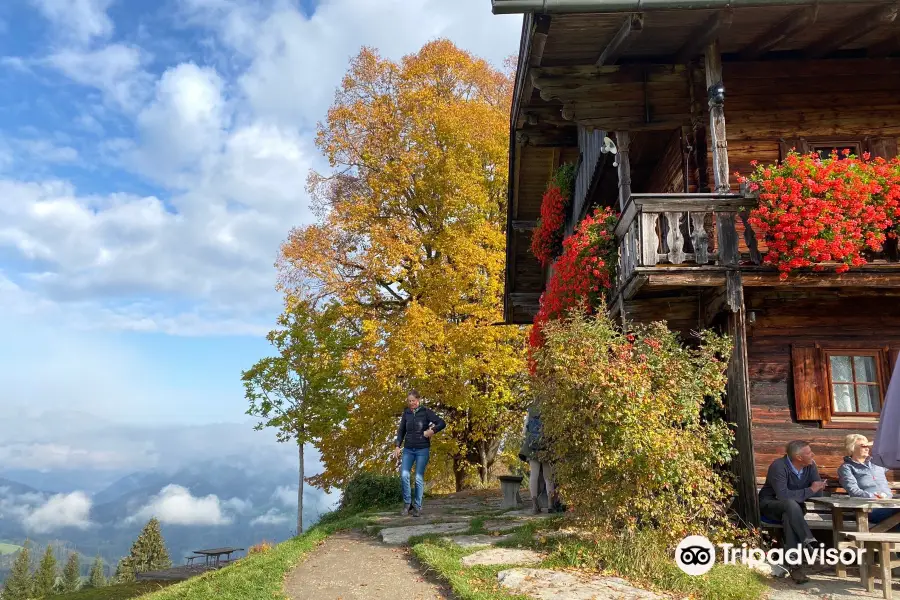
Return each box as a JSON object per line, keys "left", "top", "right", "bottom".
{"left": 283, "top": 530, "right": 453, "bottom": 600}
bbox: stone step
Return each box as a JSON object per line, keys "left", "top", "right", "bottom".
{"left": 461, "top": 548, "right": 544, "bottom": 567}
{"left": 498, "top": 568, "right": 664, "bottom": 600}
{"left": 378, "top": 522, "right": 470, "bottom": 545}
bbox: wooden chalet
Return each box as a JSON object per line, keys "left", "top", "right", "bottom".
{"left": 494, "top": 0, "right": 900, "bottom": 525}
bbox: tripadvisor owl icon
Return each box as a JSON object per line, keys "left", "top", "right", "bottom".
{"left": 676, "top": 535, "right": 716, "bottom": 576}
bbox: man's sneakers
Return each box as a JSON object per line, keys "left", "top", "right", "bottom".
{"left": 401, "top": 504, "right": 411, "bottom": 516}
{"left": 412, "top": 506, "right": 421, "bottom": 517}
{"left": 789, "top": 567, "right": 810, "bottom": 585}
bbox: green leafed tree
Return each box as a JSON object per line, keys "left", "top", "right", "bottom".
{"left": 61, "top": 552, "right": 80, "bottom": 593}
{"left": 115, "top": 518, "right": 171, "bottom": 583}
{"left": 31, "top": 545, "right": 57, "bottom": 597}
{"left": 88, "top": 555, "right": 106, "bottom": 588}
{"left": 243, "top": 298, "right": 355, "bottom": 535}
{"left": 2, "top": 543, "right": 32, "bottom": 600}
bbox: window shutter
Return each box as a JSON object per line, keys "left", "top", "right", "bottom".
{"left": 780, "top": 138, "right": 808, "bottom": 160}
{"left": 868, "top": 137, "right": 899, "bottom": 160}
{"left": 791, "top": 345, "right": 828, "bottom": 421}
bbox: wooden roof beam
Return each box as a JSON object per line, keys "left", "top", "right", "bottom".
{"left": 517, "top": 15, "right": 551, "bottom": 129}
{"left": 675, "top": 9, "right": 733, "bottom": 64}
{"left": 806, "top": 3, "right": 899, "bottom": 58}
{"left": 739, "top": 5, "right": 818, "bottom": 60}
{"left": 596, "top": 13, "right": 644, "bottom": 67}
{"left": 868, "top": 30, "right": 900, "bottom": 57}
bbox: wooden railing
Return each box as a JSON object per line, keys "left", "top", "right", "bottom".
{"left": 614, "top": 193, "right": 760, "bottom": 291}
{"left": 613, "top": 192, "right": 900, "bottom": 293}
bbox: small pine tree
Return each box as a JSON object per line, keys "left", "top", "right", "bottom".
{"left": 3, "top": 543, "right": 33, "bottom": 600}
{"left": 131, "top": 518, "right": 172, "bottom": 572}
{"left": 61, "top": 552, "right": 80, "bottom": 593}
{"left": 32, "top": 545, "right": 58, "bottom": 597}
{"left": 114, "top": 556, "right": 135, "bottom": 584}
{"left": 88, "top": 555, "right": 106, "bottom": 588}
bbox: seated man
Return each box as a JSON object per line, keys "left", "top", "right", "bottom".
{"left": 758, "top": 440, "right": 827, "bottom": 584}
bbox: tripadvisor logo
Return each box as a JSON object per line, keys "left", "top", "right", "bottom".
{"left": 675, "top": 535, "right": 866, "bottom": 576}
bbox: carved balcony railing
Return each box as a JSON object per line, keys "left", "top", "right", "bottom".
{"left": 613, "top": 192, "right": 900, "bottom": 294}
{"left": 614, "top": 193, "right": 760, "bottom": 293}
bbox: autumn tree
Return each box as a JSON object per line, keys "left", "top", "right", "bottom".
{"left": 61, "top": 553, "right": 80, "bottom": 593}
{"left": 32, "top": 545, "right": 57, "bottom": 597}
{"left": 279, "top": 40, "right": 527, "bottom": 491}
{"left": 243, "top": 298, "right": 354, "bottom": 534}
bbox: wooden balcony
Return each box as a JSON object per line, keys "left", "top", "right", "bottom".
{"left": 612, "top": 192, "right": 900, "bottom": 302}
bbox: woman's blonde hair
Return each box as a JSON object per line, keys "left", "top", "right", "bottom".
{"left": 844, "top": 433, "right": 869, "bottom": 455}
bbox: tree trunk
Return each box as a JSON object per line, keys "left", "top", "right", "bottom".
{"left": 297, "top": 442, "right": 304, "bottom": 535}
{"left": 452, "top": 457, "right": 466, "bottom": 492}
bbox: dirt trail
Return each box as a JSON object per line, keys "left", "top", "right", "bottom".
{"left": 282, "top": 530, "right": 453, "bottom": 600}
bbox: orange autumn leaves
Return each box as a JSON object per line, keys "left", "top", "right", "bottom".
{"left": 277, "top": 41, "right": 526, "bottom": 491}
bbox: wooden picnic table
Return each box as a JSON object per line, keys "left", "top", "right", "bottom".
{"left": 192, "top": 547, "right": 245, "bottom": 567}
{"left": 844, "top": 532, "right": 900, "bottom": 599}
{"left": 810, "top": 497, "right": 900, "bottom": 579}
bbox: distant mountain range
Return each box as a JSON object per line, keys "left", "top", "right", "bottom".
{"left": 0, "top": 460, "right": 338, "bottom": 582}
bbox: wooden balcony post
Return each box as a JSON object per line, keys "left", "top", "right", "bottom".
{"left": 725, "top": 272, "right": 759, "bottom": 527}
{"left": 615, "top": 131, "right": 632, "bottom": 211}
{"left": 704, "top": 41, "right": 730, "bottom": 193}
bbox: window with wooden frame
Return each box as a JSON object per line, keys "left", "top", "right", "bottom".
{"left": 779, "top": 137, "right": 899, "bottom": 161}
{"left": 792, "top": 345, "right": 899, "bottom": 427}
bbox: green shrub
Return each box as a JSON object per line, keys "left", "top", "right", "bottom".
{"left": 531, "top": 312, "right": 737, "bottom": 544}
{"left": 339, "top": 471, "right": 401, "bottom": 511}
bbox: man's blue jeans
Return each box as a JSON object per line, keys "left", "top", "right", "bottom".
{"left": 401, "top": 447, "right": 430, "bottom": 509}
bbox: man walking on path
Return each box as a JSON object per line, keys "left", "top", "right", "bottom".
{"left": 393, "top": 389, "right": 446, "bottom": 517}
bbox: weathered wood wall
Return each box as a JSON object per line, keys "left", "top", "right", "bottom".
{"left": 746, "top": 291, "right": 900, "bottom": 481}
{"left": 724, "top": 59, "right": 900, "bottom": 186}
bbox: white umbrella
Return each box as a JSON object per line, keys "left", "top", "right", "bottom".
{"left": 872, "top": 353, "right": 900, "bottom": 469}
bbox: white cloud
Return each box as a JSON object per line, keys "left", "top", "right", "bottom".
{"left": 127, "top": 485, "right": 232, "bottom": 526}
{"left": 22, "top": 492, "right": 93, "bottom": 533}
{"left": 32, "top": 0, "right": 115, "bottom": 45}
{"left": 272, "top": 485, "right": 297, "bottom": 508}
{"left": 223, "top": 497, "right": 253, "bottom": 514}
{"left": 250, "top": 508, "right": 290, "bottom": 527}
{"left": 0, "top": 443, "right": 136, "bottom": 471}
{"left": 46, "top": 44, "right": 151, "bottom": 110}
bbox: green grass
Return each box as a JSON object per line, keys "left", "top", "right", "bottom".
{"left": 0, "top": 542, "right": 23, "bottom": 555}
{"left": 134, "top": 511, "right": 367, "bottom": 600}
{"left": 412, "top": 539, "right": 531, "bottom": 600}
{"left": 46, "top": 582, "right": 177, "bottom": 600}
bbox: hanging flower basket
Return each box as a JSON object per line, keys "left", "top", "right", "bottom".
{"left": 528, "top": 206, "right": 619, "bottom": 368}
{"left": 531, "top": 163, "right": 577, "bottom": 266}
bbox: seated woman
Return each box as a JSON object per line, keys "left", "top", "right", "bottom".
{"left": 837, "top": 434, "right": 897, "bottom": 525}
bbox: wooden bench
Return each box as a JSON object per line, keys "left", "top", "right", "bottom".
{"left": 755, "top": 477, "right": 857, "bottom": 535}
{"left": 844, "top": 532, "right": 900, "bottom": 599}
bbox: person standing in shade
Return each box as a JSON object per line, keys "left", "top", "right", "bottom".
{"left": 518, "top": 403, "right": 556, "bottom": 514}
{"left": 392, "top": 389, "right": 446, "bottom": 517}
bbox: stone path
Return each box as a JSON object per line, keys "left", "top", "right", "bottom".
{"left": 283, "top": 490, "right": 670, "bottom": 600}
{"left": 498, "top": 568, "right": 664, "bottom": 600}
{"left": 283, "top": 530, "right": 452, "bottom": 600}
{"left": 766, "top": 573, "right": 897, "bottom": 599}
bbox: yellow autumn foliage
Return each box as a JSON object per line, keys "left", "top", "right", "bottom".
{"left": 278, "top": 40, "right": 527, "bottom": 491}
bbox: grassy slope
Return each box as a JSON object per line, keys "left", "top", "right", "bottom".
{"left": 0, "top": 542, "right": 23, "bottom": 555}
{"left": 134, "top": 512, "right": 367, "bottom": 600}
{"left": 45, "top": 582, "right": 177, "bottom": 600}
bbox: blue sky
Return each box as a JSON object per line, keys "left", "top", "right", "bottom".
{"left": 0, "top": 0, "right": 521, "bottom": 499}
